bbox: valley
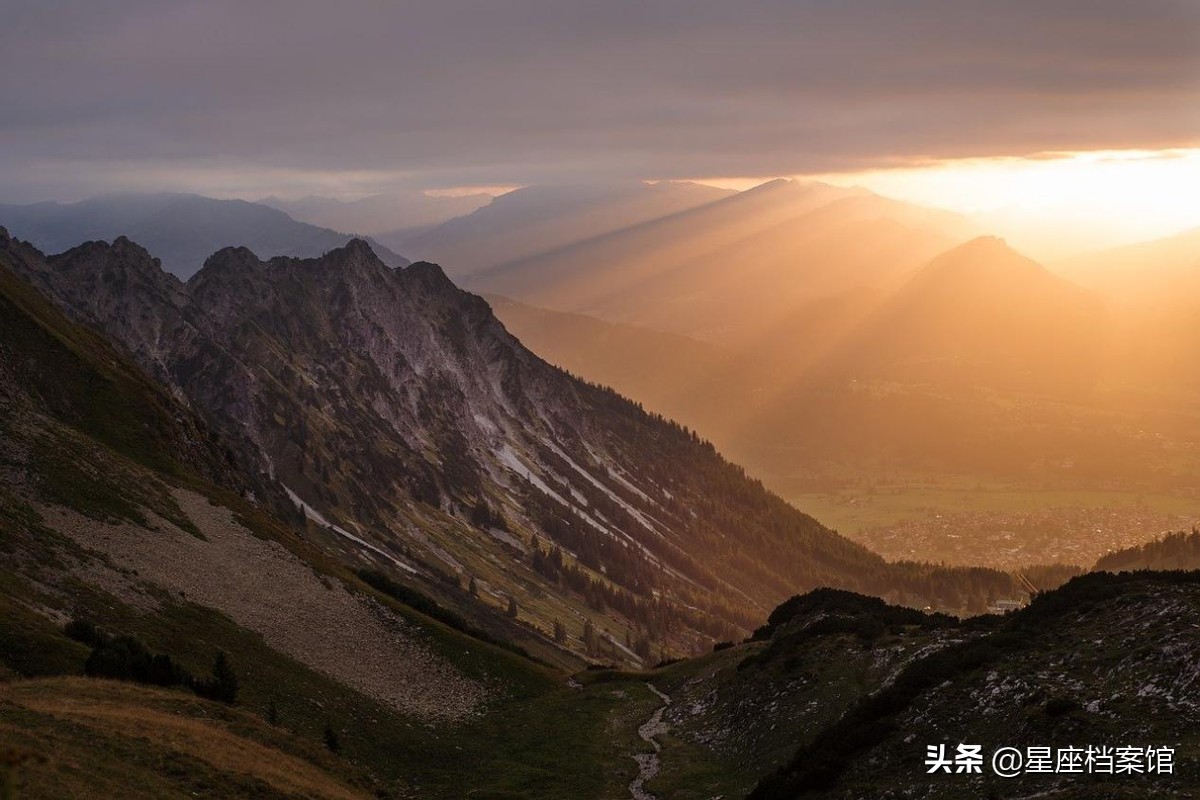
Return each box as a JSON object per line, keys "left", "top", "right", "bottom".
{"left": 1, "top": 214, "right": 1198, "bottom": 798}
{"left": 462, "top": 186, "right": 1200, "bottom": 576}
{"left": 798, "top": 487, "right": 1198, "bottom": 569}
{"left": 4, "top": 5, "right": 1200, "bottom": 797}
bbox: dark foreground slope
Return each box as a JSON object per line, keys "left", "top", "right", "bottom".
{"left": 613, "top": 575, "right": 1200, "bottom": 800}
{"left": 1, "top": 230, "right": 1026, "bottom": 661}
{"left": 0, "top": 678, "right": 371, "bottom": 800}
{"left": 746, "top": 572, "right": 1200, "bottom": 800}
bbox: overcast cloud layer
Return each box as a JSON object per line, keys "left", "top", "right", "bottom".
{"left": 3, "top": 0, "right": 1199, "bottom": 201}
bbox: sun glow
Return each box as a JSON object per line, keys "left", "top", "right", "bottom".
{"left": 697, "top": 149, "right": 1200, "bottom": 260}
{"left": 806, "top": 149, "right": 1200, "bottom": 259}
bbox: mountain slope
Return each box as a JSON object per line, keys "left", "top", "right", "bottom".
{"left": 0, "top": 242, "right": 504, "bottom": 713}
{"left": 641, "top": 589, "right": 965, "bottom": 799}
{"left": 1058, "top": 226, "right": 1200, "bottom": 309}
{"left": 0, "top": 678, "right": 372, "bottom": 800}
{"left": 484, "top": 293, "right": 730, "bottom": 421}
{"left": 1058, "top": 228, "right": 1200, "bottom": 389}
{"left": 261, "top": 190, "right": 492, "bottom": 236}
{"left": 489, "top": 236, "right": 1179, "bottom": 497}
{"left": 593, "top": 576, "right": 1200, "bottom": 800}
{"left": 467, "top": 180, "right": 973, "bottom": 342}
{"left": 714, "top": 238, "right": 1168, "bottom": 489}
{"left": 389, "top": 181, "right": 736, "bottom": 279}
{"left": 816, "top": 236, "right": 1109, "bottom": 393}
{"left": 0, "top": 193, "right": 409, "bottom": 279}
{"left": 485, "top": 289, "right": 885, "bottom": 462}
{"left": 749, "top": 572, "right": 1200, "bottom": 799}
{"left": 1094, "top": 529, "right": 1200, "bottom": 572}
{"left": 1, "top": 230, "right": 1026, "bottom": 657}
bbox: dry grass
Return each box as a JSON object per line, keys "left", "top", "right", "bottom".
{"left": 0, "top": 677, "right": 369, "bottom": 800}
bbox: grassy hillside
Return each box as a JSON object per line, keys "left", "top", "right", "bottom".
{"left": 0, "top": 678, "right": 371, "bottom": 800}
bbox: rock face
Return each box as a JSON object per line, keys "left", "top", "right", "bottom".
{"left": 0, "top": 230, "right": 1008, "bottom": 658}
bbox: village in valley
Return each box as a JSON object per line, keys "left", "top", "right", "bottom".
{"left": 848, "top": 504, "right": 1199, "bottom": 570}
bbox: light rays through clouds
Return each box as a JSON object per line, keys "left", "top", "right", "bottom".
{"left": 2, "top": 0, "right": 1198, "bottom": 249}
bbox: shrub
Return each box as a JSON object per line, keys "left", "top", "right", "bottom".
{"left": 192, "top": 651, "right": 238, "bottom": 704}
{"left": 83, "top": 635, "right": 190, "bottom": 687}
{"left": 1044, "top": 696, "right": 1079, "bottom": 717}
{"left": 323, "top": 723, "right": 341, "bottom": 754}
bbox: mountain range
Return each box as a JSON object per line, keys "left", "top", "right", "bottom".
{"left": 0, "top": 193, "right": 409, "bottom": 279}
{"left": 2, "top": 228, "right": 1036, "bottom": 666}
{"left": 3, "top": 215, "right": 1200, "bottom": 798}
{"left": 458, "top": 179, "right": 975, "bottom": 342}
{"left": 462, "top": 181, "right": 1199, "bottom": 507}
{"left": 388, "top": 181, "right": 737, "bottom": 281}
{"left": 260, "top": 190, "right": 493, "bottom": 237}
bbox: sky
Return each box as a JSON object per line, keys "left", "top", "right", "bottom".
{"left": 3, "top": 0, "right": 1199, "bottom": 242}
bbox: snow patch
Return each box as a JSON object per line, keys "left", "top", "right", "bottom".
{"left": 282, "top": 484, "right": 418, "bottom": 575}
{"left": 546, "top": 442, "right": 667, "bottom": 536}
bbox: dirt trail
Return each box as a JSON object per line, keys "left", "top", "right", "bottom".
{"left": 630, "top": 682, "right": 671, "bottom": 800}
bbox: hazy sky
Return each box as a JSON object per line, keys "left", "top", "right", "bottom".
{"left": 3, "top": 1, "right": 1199, "bottom": 203}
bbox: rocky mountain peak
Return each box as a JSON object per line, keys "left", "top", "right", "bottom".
{"left": 202, "top": 244, "right": 263, "bottom": 268}
{"left": 47, "top": 236, "right": 182, "bottom": 300}
{"left": 307, "top": 237, "right": 393, "bottom": 283}
{"left": 401, "top": 260, "right": 456, "bottom": 291}
{"left": 341, "top": 237, "right": 378, "bottom": 260}
{"left": 191, "top": 245, "right": 265, "bottom": 287}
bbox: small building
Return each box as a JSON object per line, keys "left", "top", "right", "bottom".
{"left": 988, "top": 598, "right": 1024, "bottom": 614}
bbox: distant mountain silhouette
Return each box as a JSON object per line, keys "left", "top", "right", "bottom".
{"left": 1060, "top": 227, "right": 1200, "bottom": 388}
{"left": 466, "top": 180, "right": 976, "bottom": 342}
{"left": 0, "top": 193, "right": 409, "bottom": 279}
{"left": 816, "top": 236, "right": 1109, "bottom": 393}
{"left": 261, "top": 190, "right": 492, "bottom": 237}
{"left": 387, "top": 181, "right": 735, "bottom": 278}
{"left": 1058, "top": 225, "right": 1200, "bottom": 309}
{"left": 499, "top": 234, "right": 1179, "bottom": 493}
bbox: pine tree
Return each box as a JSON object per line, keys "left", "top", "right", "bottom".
{"left": 506, "top": 595, "right": 519, "bottom": 619}
{"left": 468, "top": 575, "right": 478, "bottom": 597}
{"left": 634, "top": 634, "right": 652, "bottom": 661}
{"left": 553, "top": 619, "right": 566, "bottom": 643}
{"left": 193, "top": 651, "right": 238, "bottom": 703}
{"left": 470, "top": 499, "right": 494, "bottom": 528}
{"left": 210, "top": 651, "right": 239, "bottom": 704}
{"left": 323, "top": 722, "right": 341, "bottom": 754}
{"left": 583, "top": 619, "right": 597, "bottom": 656}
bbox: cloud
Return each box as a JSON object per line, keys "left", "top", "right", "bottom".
{"left": 2, "top": 0, "right": 1198, "bottom": 200}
